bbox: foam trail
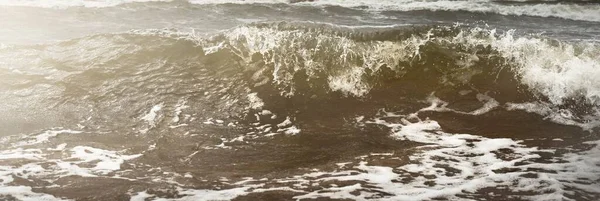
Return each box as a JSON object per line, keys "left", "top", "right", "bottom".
{"left": 15, "top": 129, "right": 82, "bottom": 147}
{"left": 289, "top": 113, "right": 598, "bottom": 200}
{"left": 507, "top": 102, "right": 600, "bottom": 130}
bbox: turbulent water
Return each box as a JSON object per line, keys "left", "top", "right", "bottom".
{"left": 1, "top": 0, "right": 600, "bottom": 200}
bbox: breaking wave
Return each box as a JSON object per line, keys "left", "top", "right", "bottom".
{"left": 190, "top": 22, "right": 600, "bottom": 129}
{"left": 2, "top": 22, "right": 599, "bottom": 131}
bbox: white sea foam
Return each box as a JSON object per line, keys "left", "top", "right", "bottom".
{"left": 404, "top": 28, "right": 600, "bottom": 128}
{"left": 130, "top": 191, "right": 153, "bottom": 201}
{"left": 275, "top": 113, "right": 597, "bottom": 200}
{"left": 1, "top": 136, "right": 142, "bottom": 181}
{"left": 0, "top": 186, "right": 65, "bottom": 201}
{"left": 130, "top": 186, "right": 254, "bottom": 201}
{"left": 449, "top": 28, "right": 600, "bottom": 106}
{"left": 219, "top": 25, "right": 415, "bottom": 96}
{"left": 67, "top": 146, "right": 142, "bottom": 174}
{"left": 276, "top": 116, "right": 293, "bottom": 128}
{"left": 141, "top": 104, "right": 163, "bottom": 124}
{"left": 140, "top": 103, "right": 164, "bottom": 133}
{"left": 0, "top": 149, "right": 62, "bottom": 200}
{"left": 0, "top": 146, "right": 140, "bottom": 200}
{"left": 48, "top": 143, "right": 68, "bottom": 151}
{"left": 0, "top": 145, "right": 140, "bottom": 201}
{"left": 14, "top": 129, "right": 82, "bottom": 147}
{"left": 359, "top": 118, "right": 541, "bottom": 200}
{"left": 157, "top": 98, "right": 597, "bottom": 200}
{"left": 171, "top": 99, "right": 189, "bottom": 124}
{"left": 132, "top": 104, "right": 598, "bottom": 200}
{"left": 419, "top": 92, "right": 500, "bottom": 116}
{"left": 246, "top": 92, "right": 264, "bottom": 109}
{"left": 327, "top": 66, "right": 371, "bottom": 97}
{"left": 0, "top": 148, "right": 43, "bottom": 160}
{"left": 282, "top": 126, "right": 301, "bottom": 135}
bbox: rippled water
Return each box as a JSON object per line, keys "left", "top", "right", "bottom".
{"left": 0, "top": 1, "right": 599, "bottom": 201}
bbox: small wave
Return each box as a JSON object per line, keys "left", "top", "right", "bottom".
{"left": 0, "top": 0, "right": 171, "bottom": 8}
{"left": 2, "top": 0, "right": 599, "bottom": 22}
{"left": 192, "top": 0, "right": 600, "bottom": 22}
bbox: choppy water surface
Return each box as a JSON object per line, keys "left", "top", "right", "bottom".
{"left": 1, "top": 1, "right": 600, "bottom": 200}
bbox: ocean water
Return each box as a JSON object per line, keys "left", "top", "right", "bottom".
{"left": 0, "top": 0, "right": 599, "bottom": 200}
